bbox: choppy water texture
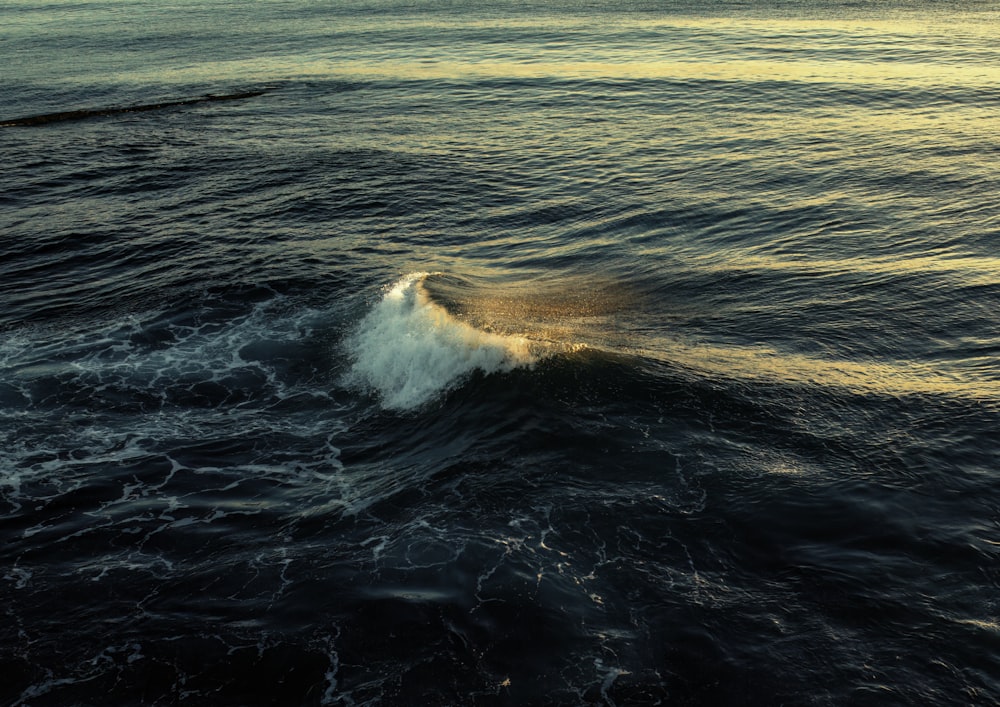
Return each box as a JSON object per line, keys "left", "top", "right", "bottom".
{"left": 2, "top": 1, "right": 999, "bottom": 704}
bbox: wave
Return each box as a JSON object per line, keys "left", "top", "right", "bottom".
{"left": 343, "top": 270, "right": 1000, "bottom": 413}
{"left": 0, "top": 90, "right": 270, "bottom": 128}
{"left": 344, "top": 273, "right": 552, "bottom": 411}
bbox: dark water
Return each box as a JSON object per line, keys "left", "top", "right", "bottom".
{"left": 2, "top": 1, "right": 999, "bottom": 704}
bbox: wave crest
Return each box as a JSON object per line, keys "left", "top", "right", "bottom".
{"left": 344, "top": 274, "right": 540, "bottom": 410}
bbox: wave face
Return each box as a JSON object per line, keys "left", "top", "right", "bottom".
{"left": 2, "top": 1, "right": 999, "bottom": 705}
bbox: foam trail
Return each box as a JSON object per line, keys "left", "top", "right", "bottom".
{"left": 345, "top": 274, "right": 537, "bottom": 410}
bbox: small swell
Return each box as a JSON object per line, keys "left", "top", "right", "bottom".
{"left": 0, "top": 90, "right": 269, "bottom": 128}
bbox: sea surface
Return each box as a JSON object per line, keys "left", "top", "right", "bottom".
{"left": 2, "top": 1, "right": 999, "bottom": 704}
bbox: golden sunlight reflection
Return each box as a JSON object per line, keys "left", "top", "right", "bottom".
{"left": 689, "top": 253, "right": 1000, "bottom": 287}
{"left": 422, "top": 273, "right": 636, "bottom": 350}
{"left": 233, "top": 57, "right": 993, "bottom": 88}
{"left": 423, "top": 273, "right": 999, "bottom": 403}
{"left": 118, "top": 14, "right": 997, "bottom": 93}
{"left": 656, "top": 339, "right": 1000, "bottom": 402}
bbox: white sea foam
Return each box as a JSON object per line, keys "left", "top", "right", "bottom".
{"left": 0, "top": 298, "right": 350, "bottom": 516}
{"left": 345, "top": 273, "right": 538, "bottom": 410}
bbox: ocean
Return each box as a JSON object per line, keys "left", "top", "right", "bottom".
{"left": 2, "top": 1, "right": 998, "bottom": 704}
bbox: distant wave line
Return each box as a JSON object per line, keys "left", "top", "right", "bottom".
{"left": 0, "top": 91, "right": 269, "bottom": 127}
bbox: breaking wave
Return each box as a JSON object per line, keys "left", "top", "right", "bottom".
{"left": 344, "top": 273, "right": 544, "bottom": 410}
